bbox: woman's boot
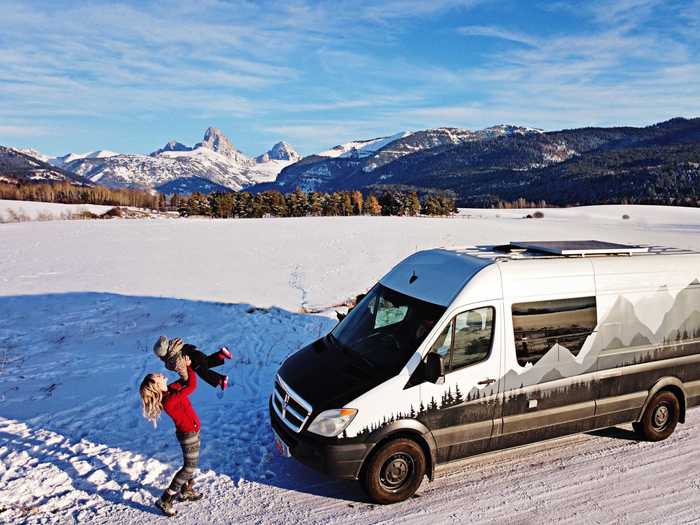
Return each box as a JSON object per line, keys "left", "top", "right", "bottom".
{"left": 180, "top": 479, "right": 203, "bottom": 502}
{"left": 156, "top": 491, "right": 178, "bottom": 517}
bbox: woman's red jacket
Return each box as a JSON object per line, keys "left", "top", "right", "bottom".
{"left": 163, "top": 367, "right": 201, "bottom": 433}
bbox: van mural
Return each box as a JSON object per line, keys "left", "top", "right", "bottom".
{"left": 270, "top": 242, "right": 700, "bottom": 504}
{"left": 347, "top": 278, "right": 700, "bottom": 440}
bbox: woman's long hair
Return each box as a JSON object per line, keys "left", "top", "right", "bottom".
{"left": 140, "top": 374, "right": 164, "bottom": 427}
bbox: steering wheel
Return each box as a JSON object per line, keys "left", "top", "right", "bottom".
{"left": 364, "top": 331, "right": 401, "bottom": 352}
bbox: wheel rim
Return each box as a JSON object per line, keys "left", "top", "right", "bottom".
{"left": 379, "top": 452, "right": 414, "bottom": 493}
{"left": 652, "top": 403, "right": 671, "bottom": 431}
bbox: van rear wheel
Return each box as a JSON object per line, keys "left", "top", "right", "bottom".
{"left": 361, "top": 438, "right": 426, "bottom": 504}
{"left": 635, "top": 390, "right": 680, "bottom": 442}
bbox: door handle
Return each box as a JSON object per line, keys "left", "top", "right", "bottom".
{"left": 478, "top": 378, "right": 496, "bottom": 386}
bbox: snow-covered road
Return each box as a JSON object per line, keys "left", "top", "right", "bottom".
{"left": 1, "top": 204, "right": 700, "bottom": 524}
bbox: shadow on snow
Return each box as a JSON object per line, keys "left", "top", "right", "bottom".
{"left": 0, "top": 291, "right": 372, "bottom": 518}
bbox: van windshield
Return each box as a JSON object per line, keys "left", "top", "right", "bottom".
{"left": 331, "top": 284, "right": 446, "bottom": 373}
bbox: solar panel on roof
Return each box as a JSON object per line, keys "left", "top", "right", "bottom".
{"left": 509, "top": 240, "right": 649, "bottom": 256}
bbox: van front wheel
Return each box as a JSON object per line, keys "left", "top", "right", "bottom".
{"left": 635, "top": 390, "right": 680, "bottom": 441}
{"left": 361, "top": 438, "right": 426, "bottom": 504}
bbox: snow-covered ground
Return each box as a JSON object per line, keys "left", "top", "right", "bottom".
{"left": 2, "top": 205, "right": 700, "bottom": 524}
{"left": 0, "top": 200, "right": 114, "bottom": 222}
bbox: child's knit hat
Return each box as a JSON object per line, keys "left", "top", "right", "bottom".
{"left": 153, "top": 335, "right": 169, "bottom": 358}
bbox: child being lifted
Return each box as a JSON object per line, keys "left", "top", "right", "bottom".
{"left": 153, "top": 336, "right": 231, "bottom": 390}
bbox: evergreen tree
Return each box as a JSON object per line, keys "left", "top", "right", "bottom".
{"left": 308, "top": 192, "right": 323, "bottom": 216}
{"left": 422, "top": 195, "right": 440, "bottom": 216}
{"left": 408, "top": 192, "right": 421, "bottom": 216}
{"left": 429, "top": 396, "right": 438, "bottom": 411}
{"left": 454, "top": 384, "right": 463, "bottom": 403}
{"left": 379, "top": 191, "right": 403, "bottom": 215}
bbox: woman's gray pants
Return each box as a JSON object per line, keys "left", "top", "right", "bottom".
{"left": 166, "top": 431, "right": 200, "bottom": 494}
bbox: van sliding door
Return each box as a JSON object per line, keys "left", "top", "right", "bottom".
{"left": 419, "top": 301, "right": 503, "bottom": 463}
{"left": 495, "top": 296, "right": 599, "bottom": 450}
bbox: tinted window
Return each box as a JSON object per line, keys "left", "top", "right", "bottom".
{"left": 429, "top": 307, "right": 495, "bottom": 372}
{"left": 512, "top": 297, "right": 597, "bottom": 366}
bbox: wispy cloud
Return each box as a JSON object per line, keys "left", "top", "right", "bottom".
{"left": 457, "top": 25, "right": 537, "bottom": 46}
{"left": 0, "top": 124, "right": 51, "bottom": 137}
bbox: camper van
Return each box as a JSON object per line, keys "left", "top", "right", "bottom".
{"left": 269, "top": 241, "right": 700, "bottom": 504}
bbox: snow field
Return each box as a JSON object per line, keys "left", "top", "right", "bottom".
{"left": 1, "top": 204, "right": 700, "bottom": 523}
{"left": 0, "top": 200, "right": 114, "bottom": 222}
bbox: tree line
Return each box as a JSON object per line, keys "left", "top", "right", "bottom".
{"left": 0, "top": 181, "right": 164, "bottom": 209}
{"left": 0, "top": 182, "right": 456, "bottom": 217}
{"left": 177, "top": 189, "right": 457, "bottom": 218}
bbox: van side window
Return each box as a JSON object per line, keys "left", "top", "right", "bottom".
{"left": 429, "top": 307, "right": 495, "bottom": 372}
{"left": 451, "top": 307, "right": 495, "bottom": 371}
{"left": 512, "top": 297, "right": 597, "bottom": 367}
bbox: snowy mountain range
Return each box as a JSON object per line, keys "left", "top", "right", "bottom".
{"left": 269, "top": 125, "right": 550, "bottom": 192}
{"left": 0, "top": 146, "right": 91, "bottom": 186}
{"left": 44, "top": 127, "right": 301, "bottom": 192}
{"left": 0, "top": 128, "right": 301, "bottom": 192}
{"left": 3, "top": 118, "right": 699, "bottom": 205}
{"left": 4, "top": 124, "right": 541, "bottom": 193}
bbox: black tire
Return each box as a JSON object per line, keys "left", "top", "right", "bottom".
{"left": 361, "top": 438, "right": 426, "bottom": 504}
{"left": 635, "top": 390, "right": 680, "bottom": 442}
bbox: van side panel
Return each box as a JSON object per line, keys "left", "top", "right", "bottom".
{"left": 591, "top": 256, "right": 700, "bottom": 427}
{"left": 493, "top": 259, "right": 599, "bottom": 450}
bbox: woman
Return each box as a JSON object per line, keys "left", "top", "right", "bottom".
{"left": 140, "top": 362, "right": 203, "bottom": 517}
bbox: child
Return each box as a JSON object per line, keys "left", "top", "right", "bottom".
{"left": 140, "top": 366, "right": 203, "bottom": 517}
{"left": 153, "top": 336, "right": 231, "bottom": 390}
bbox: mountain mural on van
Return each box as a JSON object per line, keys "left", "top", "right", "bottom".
{"left": 345, "top": 278, "right": 700, "bottom": 439}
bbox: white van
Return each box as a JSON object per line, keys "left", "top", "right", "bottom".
{"left": 269, "top": 241, "right": 700, "bottom": 504}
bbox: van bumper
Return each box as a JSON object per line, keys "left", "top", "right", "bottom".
{"left": 269, "top": 398, "right": 371, "bottom": 480}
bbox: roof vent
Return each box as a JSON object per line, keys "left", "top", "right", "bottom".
{"left": 509, "top": 240, "right": 649, "bottom": 256}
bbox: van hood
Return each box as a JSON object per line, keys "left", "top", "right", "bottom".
{"left": 277, "top": 336, "right": 393, "bottom": 414}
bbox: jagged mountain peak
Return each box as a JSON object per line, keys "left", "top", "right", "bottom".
{"left": 196, "top": 126, "right": 246, "bottom": 161}
{"left": 256, "top": 141, "right": 300, "bottom": 163}
{"left": 201, "top": 126, "right": 233, "bottom": 149}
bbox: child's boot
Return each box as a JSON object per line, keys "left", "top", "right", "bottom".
{"left": 218, "top": 346, "right": 232, "bottom": 360}
{"left": 219, "top": 375, "right": 229, "bottom": 391}
{"left": 180, "top": 479, "right": 203, "bottom": 502}
{"left": 156, "top": 491, "right": 178, "bottom": 517}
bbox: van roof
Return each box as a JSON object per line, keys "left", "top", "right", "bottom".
{"left": 381, "top": 242, "right": 698, "bottom": 306}
{"left": 444, "top": 241, "right": 697, "bottom": 261}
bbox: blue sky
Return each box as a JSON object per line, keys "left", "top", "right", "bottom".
{"left": 1, "top": 0, "right": 698, "bottom": 156}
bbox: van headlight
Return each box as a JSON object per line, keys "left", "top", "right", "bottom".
{"left": 307, "top": 408, "right": 358, "bottom": 437}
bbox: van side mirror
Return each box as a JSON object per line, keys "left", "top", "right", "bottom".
{"left": 425, "top": 353, "right": 445, "bottom": 384}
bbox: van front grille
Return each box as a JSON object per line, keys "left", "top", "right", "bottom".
{"left": 272, "top": 375, "right": 312, "bottom": 433}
